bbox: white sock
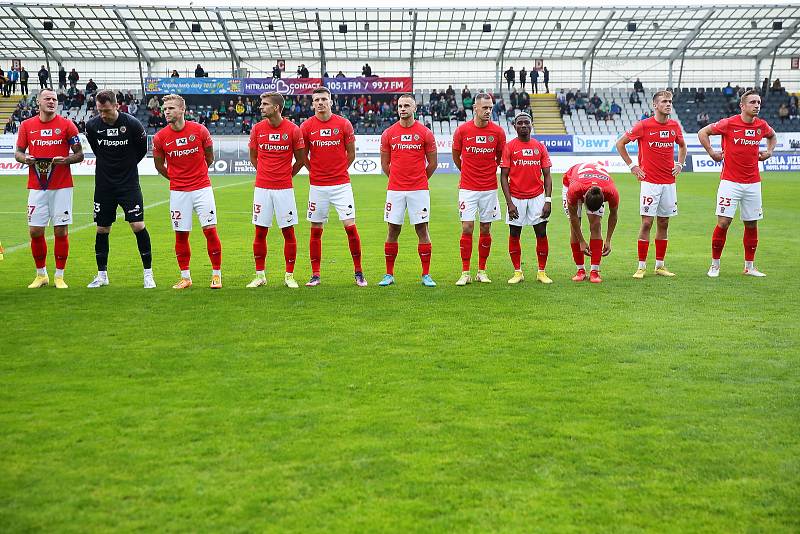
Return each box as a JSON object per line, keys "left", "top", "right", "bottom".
{"left": 212, "top": 269, "right": 221, "bottom": 277}
{"left": 255, "top": 270, "right": 265, "bottom": 277}
{"left": 37, "top": 267, "right": 47, "bottom": 276}
{"left": 576, "top": 264, "right": 585, "bottom": 270}
{"left": 638, "top": 261, "right": 646, "bottom": 269}
{"left": 98, "top": 270, "right": 108, "bottom": 279}
{"left": 144, "top": 268, "right": 153, "bottom": 276}
{"left": 655, "top": 260, "right": 664, "bottom": 269}
{"left": 55, "top": 268, "right": 64, "bottom": 278}
{"left": 745, "top": 260, "right": 754, "bottom": 270}
{"left": 180, "top": 269, "right": 191, "bottom": 279}
{"left": 711, "top": 259, "right": 720, "bottom": 268}
{"left": 590, "top": 264, "right": 600, "bottom": 272}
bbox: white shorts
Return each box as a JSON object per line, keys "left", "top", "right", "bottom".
{"left": 307, "top": 183, "right": 356, "bottom": 223}
{"left": 640, "top": 182, "right": 678, "bottom": 217}
{"left": 169, "top": 186, "right": 218, "bottom": 231}
{"left": 459, "top": 189, "right": 501, "bottom": 223}
{"left": 384, "top": 190, "right": 431, "bottom": 225}
{"left": 506, "top": 194, "right": 549, "bottom": 226}
{"left": 253, "top": 187, "right": 298, "bottom": 228}
{"left": 715, "top": 180, "right": 763, "bottom": 221}
{"left": 27, "top": 188, "right": 73, "bottom": 227}
{"left": 562, "top": 186, "right": 604, "bottom": 218}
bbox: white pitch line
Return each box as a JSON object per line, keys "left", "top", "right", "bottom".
{"left": 3, "top": 179, "right": 253, "bottom": 255}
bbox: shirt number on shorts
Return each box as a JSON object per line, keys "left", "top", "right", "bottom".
{"left": 642, "top": 196, "right": 654, "bottom": 206}
{"left": 459, "top": 201, "right": 466, "bottom": 211}
{"left": 718, "top": 197, "right": 732, "bottom": 207}
{"left": 253, "top": 203, "right": 261, "bottom": 214}
{"left": 385, "top": 202, "right": 392, "bottom": 212}
{"left": 171, "top": 210, "right": 182, "bottom": 220}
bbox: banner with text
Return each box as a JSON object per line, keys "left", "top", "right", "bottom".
{"left": 144, "top": 77, "right": 243, "bottom": 95}
{"left": 323, "top": 77, "right": 413, "bottom": 94}
{"left": 241, "top": 78, "right": 323, "bottom": 96}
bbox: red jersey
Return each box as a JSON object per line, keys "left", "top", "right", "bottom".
{"left": 625, "top": 117, "right": 684, "bottom": 184}
{"left": 249, "top": 118, "right": 304, "bottom": 189}
{"left": 380, "top": 120, "right": 437, "bottom": 191}
{"left": 300, "top": 114, "right": 355, "bottom": 186}
{"left": 564, "top": 163, "right": 619, "bottom": 209}
{"left": 712, "top": 115, "right": 774, "bottom": 184}
{"left": 500, "top": 138, "right": 551, "bottom": 199}
{"left": 152, "top": 121, "right": 213, "bottom": 191}
{"left": 452, "top": 120, "right": 506, "bottom": 191}
{"left": 17, "top": 115, "right": 80, "bottom": 190}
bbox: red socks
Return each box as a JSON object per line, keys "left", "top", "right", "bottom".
{"left": 460, "top": 234, "right": 472, "bottom": 271}
{"left": 478, "top": 234, "right": 491, "bottom": 270}
{"left": 743, "top": 227, "right": 758, "bottom": 262}
{"left": 418, "top": 243, "right": 432, "bottom": 276}
{"left": 637, "top": 239, "right": 649, "bottom": 262}
{"left": 345, "top": 224, "right": 362, "bottom": 272}
{"left": 589, "top": 239, "right": 603, "bottom": 268}
{"left": 508, "top": 236, "right": 521, "bottom": 270}
{"left": 536, "top": 236, "right": 548, "bottom": 270}
{"left": 384, "top": 242, "right": 398, "bottom": 275}
{"left": 712, "top": 225, "right": 728, "bottom": 260}
{"left": 655, "top": 239, "right": 668, "bottom": 261}
{"left": 282, "top": 226, "right": 297, "bottom": 273}
{"left": 54, "top": 235, "right": 69, "bottom": 270}
{"left": 570, "top": 241, "right": 584, "bottom": 268}
{"left": 309, "top": 226, "right": 323, "bottom": 275}
{"left": 253, "top": 225, "right": 268, "bottom": 271}
{"left": 203, "top": 226, "right": 222, "bottom": 270}
{"left": 175, "top": 231, "right": 191, "bottom": 270}
{"left": 31, "top": 234, "right": 47, "bottom": 269}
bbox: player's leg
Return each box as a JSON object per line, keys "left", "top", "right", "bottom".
{"left": 587, "top": 213, "right": 604, "bottom": 283}
{"left": 249, "top": 187, "right": 272, "bottom": 287}
{"left": 635, "top": 215, "right": 653, "bottom": 278}
{"left": 116, "top": 186, "right": 152, "bottom": 287}
{"left": 709, "top": 180, "right": 738, "bottom": 277}
{"left": 275, "top": 188, "right": 299, "bottom": 288}
{"left": 330, "top": 184, "right": 365, "bottom": 286}
{"left": 507, "top": 223, "right": 523, "bottom": 284}
{"left": 457, "top": 189, "right": 478, "bottom": 285}
{"left": 408, "top": 191, "right": 434, "bottom": 287}
{"left": 306, "top": 185, "right": 329, "bottom": 286}
{"left": 51, "top": 188, "right": 73, "bottom": 288}
{"left": 380, "top": 191, "right": 404, "bottom": 286}
{"left": 529, "top": 194, "right": 551, "bottom": 284}
{"left": 741, "top": 183, "right": 764, "bottom": 276}
{"left": 653, "top": 183, "right": 677, "bottom": 276}
{"left": 27, "top": 189, "right": 50, "bottom": 287}
{"left": 193, "top": 187, "right": 222, "bottom": 288}
{"left": 476, "top": 190, "right": 501, "bottom": 283}
{"left": 170, "top": 190, "right": 193, "bottom": 289}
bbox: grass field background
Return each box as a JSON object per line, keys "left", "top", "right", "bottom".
{"left": 1, "top": 172, "right": 798, "bottom": 531}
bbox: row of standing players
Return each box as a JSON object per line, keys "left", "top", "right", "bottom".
{"left": 14, "top": 87, "right": 776, "bottom": 289}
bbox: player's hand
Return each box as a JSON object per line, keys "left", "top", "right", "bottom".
{"left": 541, "top": 201, "right": 551, "bottom": 219}
{"left": 507, "top": 202, "right": 518, "bottom": 220}
{"left": 672, "top": 162, "right": 684, "bottom": 176}
{"left": 580, "top": 239, "right": 589, "bottom": 256}
{"left": 602, "top": 241, "right": 612, "bottom": 257}
{"left": 22, "top": 156, "right": 35, "bottom": 166}
{"left": 709, "top": 151, "right": 724, "bottom": 162}
{"left": 51, "top": 156, "right": 68, "bottom": 165}
{"left": 758, "top": 150, "right": 773, "bottom": 162}
{"left": 631, "top": 165, "right": 646, "bottom": 181}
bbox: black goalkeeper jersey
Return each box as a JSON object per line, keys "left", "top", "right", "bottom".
{"left": 85, "top": 112, "right": 148, "bottom": 190}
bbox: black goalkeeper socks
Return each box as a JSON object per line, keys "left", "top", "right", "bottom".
{"left": 95, "top": 232, "right": 109, "bottom": 271}
{"left": 134, "top": 228, "right": 152, "bottom": 269}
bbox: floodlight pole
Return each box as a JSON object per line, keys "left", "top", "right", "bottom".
{"left": 315, "top": 13, "right": 327, "bottom": 77}
{"left": 410, "top": 10, "right": 418, "bottom": 80}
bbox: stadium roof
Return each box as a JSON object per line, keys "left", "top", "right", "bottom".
{"left": 1, "top": 3, "right": 799, "bottom": 65}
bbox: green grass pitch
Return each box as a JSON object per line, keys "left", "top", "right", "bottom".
{"left": 0, "top": 172, "right": 798, "bottom": 531}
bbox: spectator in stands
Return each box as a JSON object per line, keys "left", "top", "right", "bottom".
{"left": 722, "top": 82, "right": 735, "bottom": 99}
{"left": 789, "top": 95, "right": 799, "bottom": 119}
{"left": 170, "top": 69, "right": 179, "bottom": 78}
{"left": 695, "top": 87, "right": 705, "bottom": 104}
{"left": 77, "top": 119, "right": 86, "bottom": 133}
{"left": 4, "top": 117, "right": 17, "bottom": 134}
{"left": 195, "top": 64, "right": 206, "bottom": 77}
{"left": 596, "top": 102, "right": 609, "bottom": 121}
{"left": 778, "top": 103, "right": 789, "bottom": 123}
{"left": 128, "top": 99, "right": 139, "bottom": 117}
{"left": 504, "top": 66, "right": 515, "bottom": 92}
{"left": 335, "top": 70, "right": 346, "bottom": 78}
{"left": 425, "top": 119, "right": 432, "bottom": 130}
{"left": 519, "top": 67, "right": 527, "bottom": 91}
{"left": 210, "top": 109, "right": 220, "bottom": 122}
{"left": 86, "top": 92, "right": 96, "bottom": 110}
{"left": 85, "top": 78, "right": 97, "bottom": 94}
{"left": 543, "top": 67, "right": 550, "bottom": 93}
{"left": 761, "top": 77, "right": 769, "bottom": 96}
{"left": 38, "top": 65, "right": 49, "bottom": 89}
{"left": 492, "top": 97, "right": 504, "bottom": 121}
{"left": 58, "top": 66, "right": 67, "bottom": 89}
{"left": 68, "top": 68, "right": 79, "bottom": 89}
{"left": 640, "top": 110, "right": 651, "bottom": 120}
{"left": 634, "top": 78, "right": 644, "bottom": 94}
{"left": 531, "top": 68, "right": 539, "bottom": 93}
{"left": 696, "top": 110, "right": 709, "bottom": 128}
{"left": 771, "top": 78, "right": 783, "bottom": 93}
{"left": 429, "top": 89, "right": 440, "bottom": 106}
{"left": 147, "top": 95, "right": 159, "bottom": 110}
{"left": 241, "top": 118, "right": 251, "bottom": 134}
{"left": 462, "top": 86, "right": 472, "bottom": 106}
{"left": 19, "top": 67, "right": 28, "bottom": 96}
{"left": 560, "top": 101, "right": 571, "bottom": 116}
{"left": 235, "top": 99, "right": 245, "bottom": 116}
{"left": 361, "top": 63, "right": 372, "bottom": 77}
{"left": 119, "top": 101, "right": 129, "bottom": 114}
{"left": 628, "top": 90, "right": 640, "bottom": 105}
{"left": 8, "top": 67, "right": 19, "bottom": 95}
{"left": 575, "top": 93, "right": 586, "bottom": 110}
{"left": 271, "top": 64, "right": 282, "bottom": 78}
{"left": 455, "top": 106, "right": 466, "bottom": 122}
{"left": 557, "top": 89, "right": 566, "bottom": 106}
{"left": 609, "top": 100, "right": 621, "bottom": 119}
{"left": 590, "top": 93, "right": 602, "bottom": 109}
{"left": 0, "top": 70, "right": 8, "bottom": 97}
{"left": 518, "top": 90, "right": 530, "bottom": 112}
{"left": 509, "top": 89, "right": 519, "bottom": 109}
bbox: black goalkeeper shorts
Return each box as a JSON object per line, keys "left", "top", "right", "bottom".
{"left": 93, "top": 187, "right": 145, "bottom": 227}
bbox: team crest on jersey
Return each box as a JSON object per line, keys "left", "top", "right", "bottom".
{"left": 120, "top": 126, "right": 127, "bottom": 134}
{"left": 671, "top": 130, "right": 676, "bottom": 136}
{"left": 55, "top": 128, "right": 62, "bottom": 135}
{"left": 522, "top": 149, "right": 534, "bottom": 156}
{"left": 476, "top": 136, "right": 487, "bottom": 144}
{"left": 401, "top": 134, "right": 412, "bottom": 142}
{"left": 269, "top": 133, "right": 281, "bottom": 141}
{"left": 659, "top": 130, "right": 670, "bottom": 138}
{"left": 282, "top": 133, "right": 288, "bottom": 140}
{"left": 745, "top": 129, "right": 755, "bottom": 137}
{"left": 489, "top": 136, "right": 495, "bottom": 142}
{"left": 414, "top": 134, "right": 420, "bottom": 141}
{"left": 333, "top": 128, "right": 340, "bottom": 135}
{"left": 41, "top": 129, "right": 52, "bottom": 137}
{"left": 189, "top": 134, "right": 196, "bottom": 142}
{"left": 107, "top": 128, "right": 119, "bottom": 137}
{"left": 757, "top": 129, "right": 762, "bottom": 135}
{"left": 321, "top": 129, "right": 331, "bottom": 137}
{"left": 176, "top": 137, "right": 188, "bottom": 147}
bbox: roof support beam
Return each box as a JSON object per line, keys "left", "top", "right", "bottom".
{"left": 113, "top": 8, "right": 153, "bottom": 71}
{"left": 668, "top": 9, "right": 715, "bottom": 61}
{"left": 755, "top": 21, "right": 799, "bottom": 61}
{"left": 315, "top": 12, "right": 327, "bottom": 77}
{"left": 215, "top": 11, "right": 242, "bottom": 73}
{"left": 495, "top": 10, "right": 517, "bottom": 62}
{"left": 410, "top": 10, "right": 418, "bottom": 78}
{"left": 12, "top": 6, "right": 64, "bottom": 65}
{"left": 581, "top": 11, "right": 615, "bottom": 62}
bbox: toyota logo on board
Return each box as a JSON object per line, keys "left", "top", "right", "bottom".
{"left": 353, "top": 159, "right": 378, "bottom": 173}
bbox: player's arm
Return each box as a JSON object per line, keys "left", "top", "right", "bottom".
{"left": 14, "top": 147, "right": 34, "bottom": 166}
{"left": 542, "top": 167, "right": 552, "bottom": 219}
{"left": 674, "top": 137, "right": 687, "bottom": 176}
{"left": 425, "top": 150, "right": 437, "bottom": 179}
{"left": 153, "top": 155, "right": 168, "bottom": 179}
{"left": 132, "top": 121, "right": 148, "bottom": 162}
{"left": 380, "top": 151, "right": 391, "bottom": 177}
{"left": 567, "top": 202, "right": 587, "bottom": 251}
{"left": 604, "top": 203, "right": 618, "bottom": 256}
{"left": 452, "top": 148, "right": 462, "bottom": 171}
{"left": 301, "top": 146, "right": 311, "bottom": 171}
{"left": 345, "top": 141, "right": 356, "bottom": 167}
{"left": 53, "top": 141, "right": 84, "bottom": 165}
{"left": 85, "top": 126, "right": 101, "bottom": 156}
{"left": 697, "top": 124, "right": 723, "bottom": 162}
{"left": 291, "top": 148, "right": 306, "bottom": 176}
{"left": 204, "top": 145, "right": 214, "bottom": 167}
{"left": 759, "top": 133, "right": 777, "bottom": 161}
{"left": 615, "top": 133, "right": 645, "bottom": 180}
{"left": 249, "top": 147, "right": 258, "bottom": 169}
{"left": 499, "top": 167, "right": 517, "bottom": 219}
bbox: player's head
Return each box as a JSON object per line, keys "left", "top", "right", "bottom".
{"left": 397, "top": 93, "right": 416, "bottom": 120}
{"left": 259, "top": 92, "right": 284, "bottom": 119}
{"left": 162, "top": 94, "right": 186, "bottom": 124}
{"left": 312, "top": 87, "right": 332, "bottom": 116}
{"left": 37, "top": 89, "right": 58, "bottom": 114}
{"left": 473, "top": 93, "right": 493, "bottom": 122}
{"left": 652, "top": 90, "right": 673, "bottom": 115}
{"left": 513, "top": 113, "right": 532, "bottom": 138}
{"left": 739, "top": 90, "right": 761, "bottom": 117}
{"left": 95, "top": 90, "right": 119, "bottom": 123}
{"left": 584, "top": 186, "right": 605, "bottom": 212}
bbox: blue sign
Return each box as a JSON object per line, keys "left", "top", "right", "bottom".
{"left": 145, "top": 77, "right": 242, "bottom": 95}
{"left": 533, "top": 135, "right": 573, "bottom": 152}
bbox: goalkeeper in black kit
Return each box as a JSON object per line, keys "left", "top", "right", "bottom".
{"left": 84, "top": 90, "right": 155, "bottom": 288}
